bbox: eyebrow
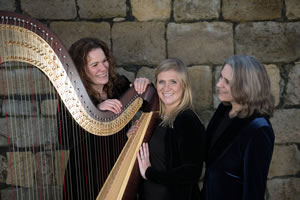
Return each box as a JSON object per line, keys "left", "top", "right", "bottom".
{"left": 89, "top": 61, "right": 98, "bottom": 66}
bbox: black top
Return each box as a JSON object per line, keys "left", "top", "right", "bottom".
{"left": 140, "top": 120, "right": 169, "bottom": 200}
{"left": 58, "top": 75, "right": 131, "bottom": 200}
{"left": 201, "top": 103, "right": 275, "bottom": 200}
{"left": 139, "top": 109, "right": 206, "bottom": 200}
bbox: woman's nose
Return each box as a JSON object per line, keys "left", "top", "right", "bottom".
{"left": 98, "top": 63, "right": 106, "bottom": 71}
{"left": 163, "top": 83, "right": 170, "bottom": 90}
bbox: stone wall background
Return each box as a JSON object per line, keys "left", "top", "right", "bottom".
{"left": 0, "top": 0, "right": 299, "bottom": 199}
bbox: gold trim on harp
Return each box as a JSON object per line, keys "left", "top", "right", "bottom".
{"left": 0, "top": 24, "right": 143, "bottom": 136}
{"left": 97, "top": 112, "right": 155, "bottom": 200}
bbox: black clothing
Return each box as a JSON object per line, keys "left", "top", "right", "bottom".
{"left": 140, "top": 120, "right": 169, "bottom": 200}
{"left": 140, "top": 109, "right": 205, "bottom": 200}
{"left": 58, "top": 75, "right": 130, "bottom": 200}
{"left": 201, "top": 103, "right": 275, "bottom": 200}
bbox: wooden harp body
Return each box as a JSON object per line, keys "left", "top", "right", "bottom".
{"left": 0, "top": 11, "right": 158, "bottom": 199}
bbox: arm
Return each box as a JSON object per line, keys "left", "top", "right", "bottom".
{"left": 242, "top": 125, "right": 274, "bottom": 200}
{"left": 145, "top": 111, "right": 205, "bottom": 185}
{"left": 97, "top": 76, "right": 151, "bottom": 114}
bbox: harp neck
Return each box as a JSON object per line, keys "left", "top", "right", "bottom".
{"left": 0, "top": 11, "right": 157, "bottom": 136}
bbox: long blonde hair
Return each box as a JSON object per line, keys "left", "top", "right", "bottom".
{"left": 223, "top": 55, "right": 275, "bottom": 118}
{"left": 155, "top": 58, "right": 193, "bottom": 127}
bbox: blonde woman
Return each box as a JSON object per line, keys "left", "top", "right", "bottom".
{"left": 136, "top": 58, "right": 205, "bottom": 200}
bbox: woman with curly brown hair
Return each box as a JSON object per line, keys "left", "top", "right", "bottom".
{"left": 59, "top": 37, "right": 150, "bottom": 200}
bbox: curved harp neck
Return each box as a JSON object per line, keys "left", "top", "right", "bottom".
{"left": 0, "top": 11, "right": 155, "bottom": 136}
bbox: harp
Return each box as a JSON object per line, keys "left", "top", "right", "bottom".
{"left": 0, "top": 11, "right": 158, "bottom": 199}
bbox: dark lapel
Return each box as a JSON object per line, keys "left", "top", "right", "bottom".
{"left": 206, "top": 104, "right": 253, "bottom": 166}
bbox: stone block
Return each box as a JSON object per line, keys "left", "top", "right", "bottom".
{"left": 54, "top": 150, "right": 69, "bottom": 186}
{"left": 267, "top": 178, "right": 300, "bottom": 200}
{"left": 286, "top": 63, "right": 300, "bottom": 105}
{"left": 2, "top": 99, "right": 40, "bottom": 117}
{"left": 271, "top": 109, "right": 300, "bottom": 144}
{"left": 196, "top": 109, "right": 214, "bottom": 128}
{"left": 0, "top": 134, "right": 7, "bottom": 147}
{"left": 136, "top": 67, "right": 156, "bottom": 84}
{"left": 112, "top": 22, "right": 165, "bottom": 65}
{"left": 167, "top": 22, "right": 233, "bottom": 65}
{"left": 174, "top": 0, "right": 220, "bottom": 21}
{"left": 265, "top": 64, "right": 280, "bottom": 106}
{"left": 131, "top": 0, "right": 171, "bottom": 21}
{"left": 16, "top": 68, "right": 53, "bottom": 95}
{"left": 0, "top": 67, "right": 53, "bottom": 95}
{"left": 0, "top": 186, "right": 64, "bottom": 200}
{"left": 189, "top": 65, "right": 212, "bottom": 110}
{"left": 41, "top": 99, "right": 58, "bottom": 116}
{"left": 0, "top": 0, "right": 15, "bottom": 11}
{"left": 50, "top": 21, "right": 111, "bottom": 50}
{"left": 223, "top": 0, "right": 282, "bottom": 21}
{"left": 6, "top": 151, "right": 35, "bottom": 187}
{"left": 116, "top": 67, "right": 135, "bottom": 83}
{"left": 0, "top": 154, "right": 7, "bottom": 184}
{"left": 21, "top": 0, "right": 76, "bottom": 19}
{"left": 268, "top": 145, "right": 300, "bottom": 178}
{"left": 77, "top": 0, "right": 126, "bottom": 19}
{"left": 286, "top": 0, "right": 300, "bottom": 19}
{"left": 35, "top": 152, "right": 55, "bottom": 185}
{"left": 213, "top": 66, "right": 222, "bottom": 108}
{"left": 235, "top": 22, "right": 300, "bottom": 63}
{"left": 0, "top": 69, "right": 15, "bottom": 95}
{"left": 0, "top": 117, "right": 58, "bottom": 148}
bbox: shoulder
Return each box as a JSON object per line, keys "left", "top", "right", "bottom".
{"left": 174, "top": 109, "right": 205, "bottom": 130}
{"left": 112, "top": 75, "right": 130, "bottom": 97}
{"left": 175, "top": 109, "right": 199, "bottom": 122}
{"left": 115, "top": 75, "right": 130, "bottom": 86}
{"left": 244, "top": 117, "right": 275, "bottom": 146}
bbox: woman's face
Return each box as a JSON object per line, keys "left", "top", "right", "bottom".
{"left": 216, "top": 64, "right": 234, "bottom": 103}
{"left": 85, "top": 48, "right": 109, "bottom": 87}
{"left": 156, "top": 69, "right": 184, "bottom": 113}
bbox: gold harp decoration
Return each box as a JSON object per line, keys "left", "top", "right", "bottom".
{"left": 0, "top": 14, "right": 143, "bottom": 136}
{"left": 0, "top": 11, "right": 159, "bottom": 199}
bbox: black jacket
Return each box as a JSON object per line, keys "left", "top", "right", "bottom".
{"left": 201, "top": 103, "right": 275, "bottom": 200}
{"left": 145, "top": 109, "right": 205, "bottom": 200}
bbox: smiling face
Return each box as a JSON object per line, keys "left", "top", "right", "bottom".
{"left": 216, "top": 64, "right": 234, "bottom": 103}
{"left": 156, "top": 69, "right": 184, "bottom": 115}
{"left": 85, "top": 48, "right": 109, "bottom": 89}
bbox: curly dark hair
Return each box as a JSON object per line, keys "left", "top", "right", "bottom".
{"left": 69, "top": 37, "right": 118, "bottom": 103}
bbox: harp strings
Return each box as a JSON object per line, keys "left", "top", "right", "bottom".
{"left": 1, "top": 13, "right": 137, "bottom": 200}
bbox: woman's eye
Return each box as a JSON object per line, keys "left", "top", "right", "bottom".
{"left": 171, "top": 80, "right": 177, "bottom": 84}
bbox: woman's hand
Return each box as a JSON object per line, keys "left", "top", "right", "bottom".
{"left": 97, "top": 99, "right": 122, "bottom": 114}
{"left": 126, "top": 120, "right": 140, "bottom": 138}
{"left": 137, "top": 143, "right": 151, "bottom": 180}
{"left": 131, "top": 77, "right": 150, "bottom": 94}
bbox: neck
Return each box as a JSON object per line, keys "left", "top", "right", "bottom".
{"left": 92, "top": 84, "right": 107, "bottom": 99}
{"left": 163, "top": 105, "right": 177, "bottom": 117}
{"left": 229, "top": 102, "right": 242, "bottom": 118}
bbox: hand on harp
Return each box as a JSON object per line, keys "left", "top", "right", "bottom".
{"left": 126, "top": 120, "right": 140, "bottom": 138}
{"left": 137, "top": 142, "right": 151, "bottom": 180}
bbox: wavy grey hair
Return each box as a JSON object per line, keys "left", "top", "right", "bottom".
{"left": 222, "top": 55, "right": 275, "bottom": 118}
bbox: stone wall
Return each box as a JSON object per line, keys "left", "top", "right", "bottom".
{"left": 0, "top": 0, "right": 299, "bottom": 199}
